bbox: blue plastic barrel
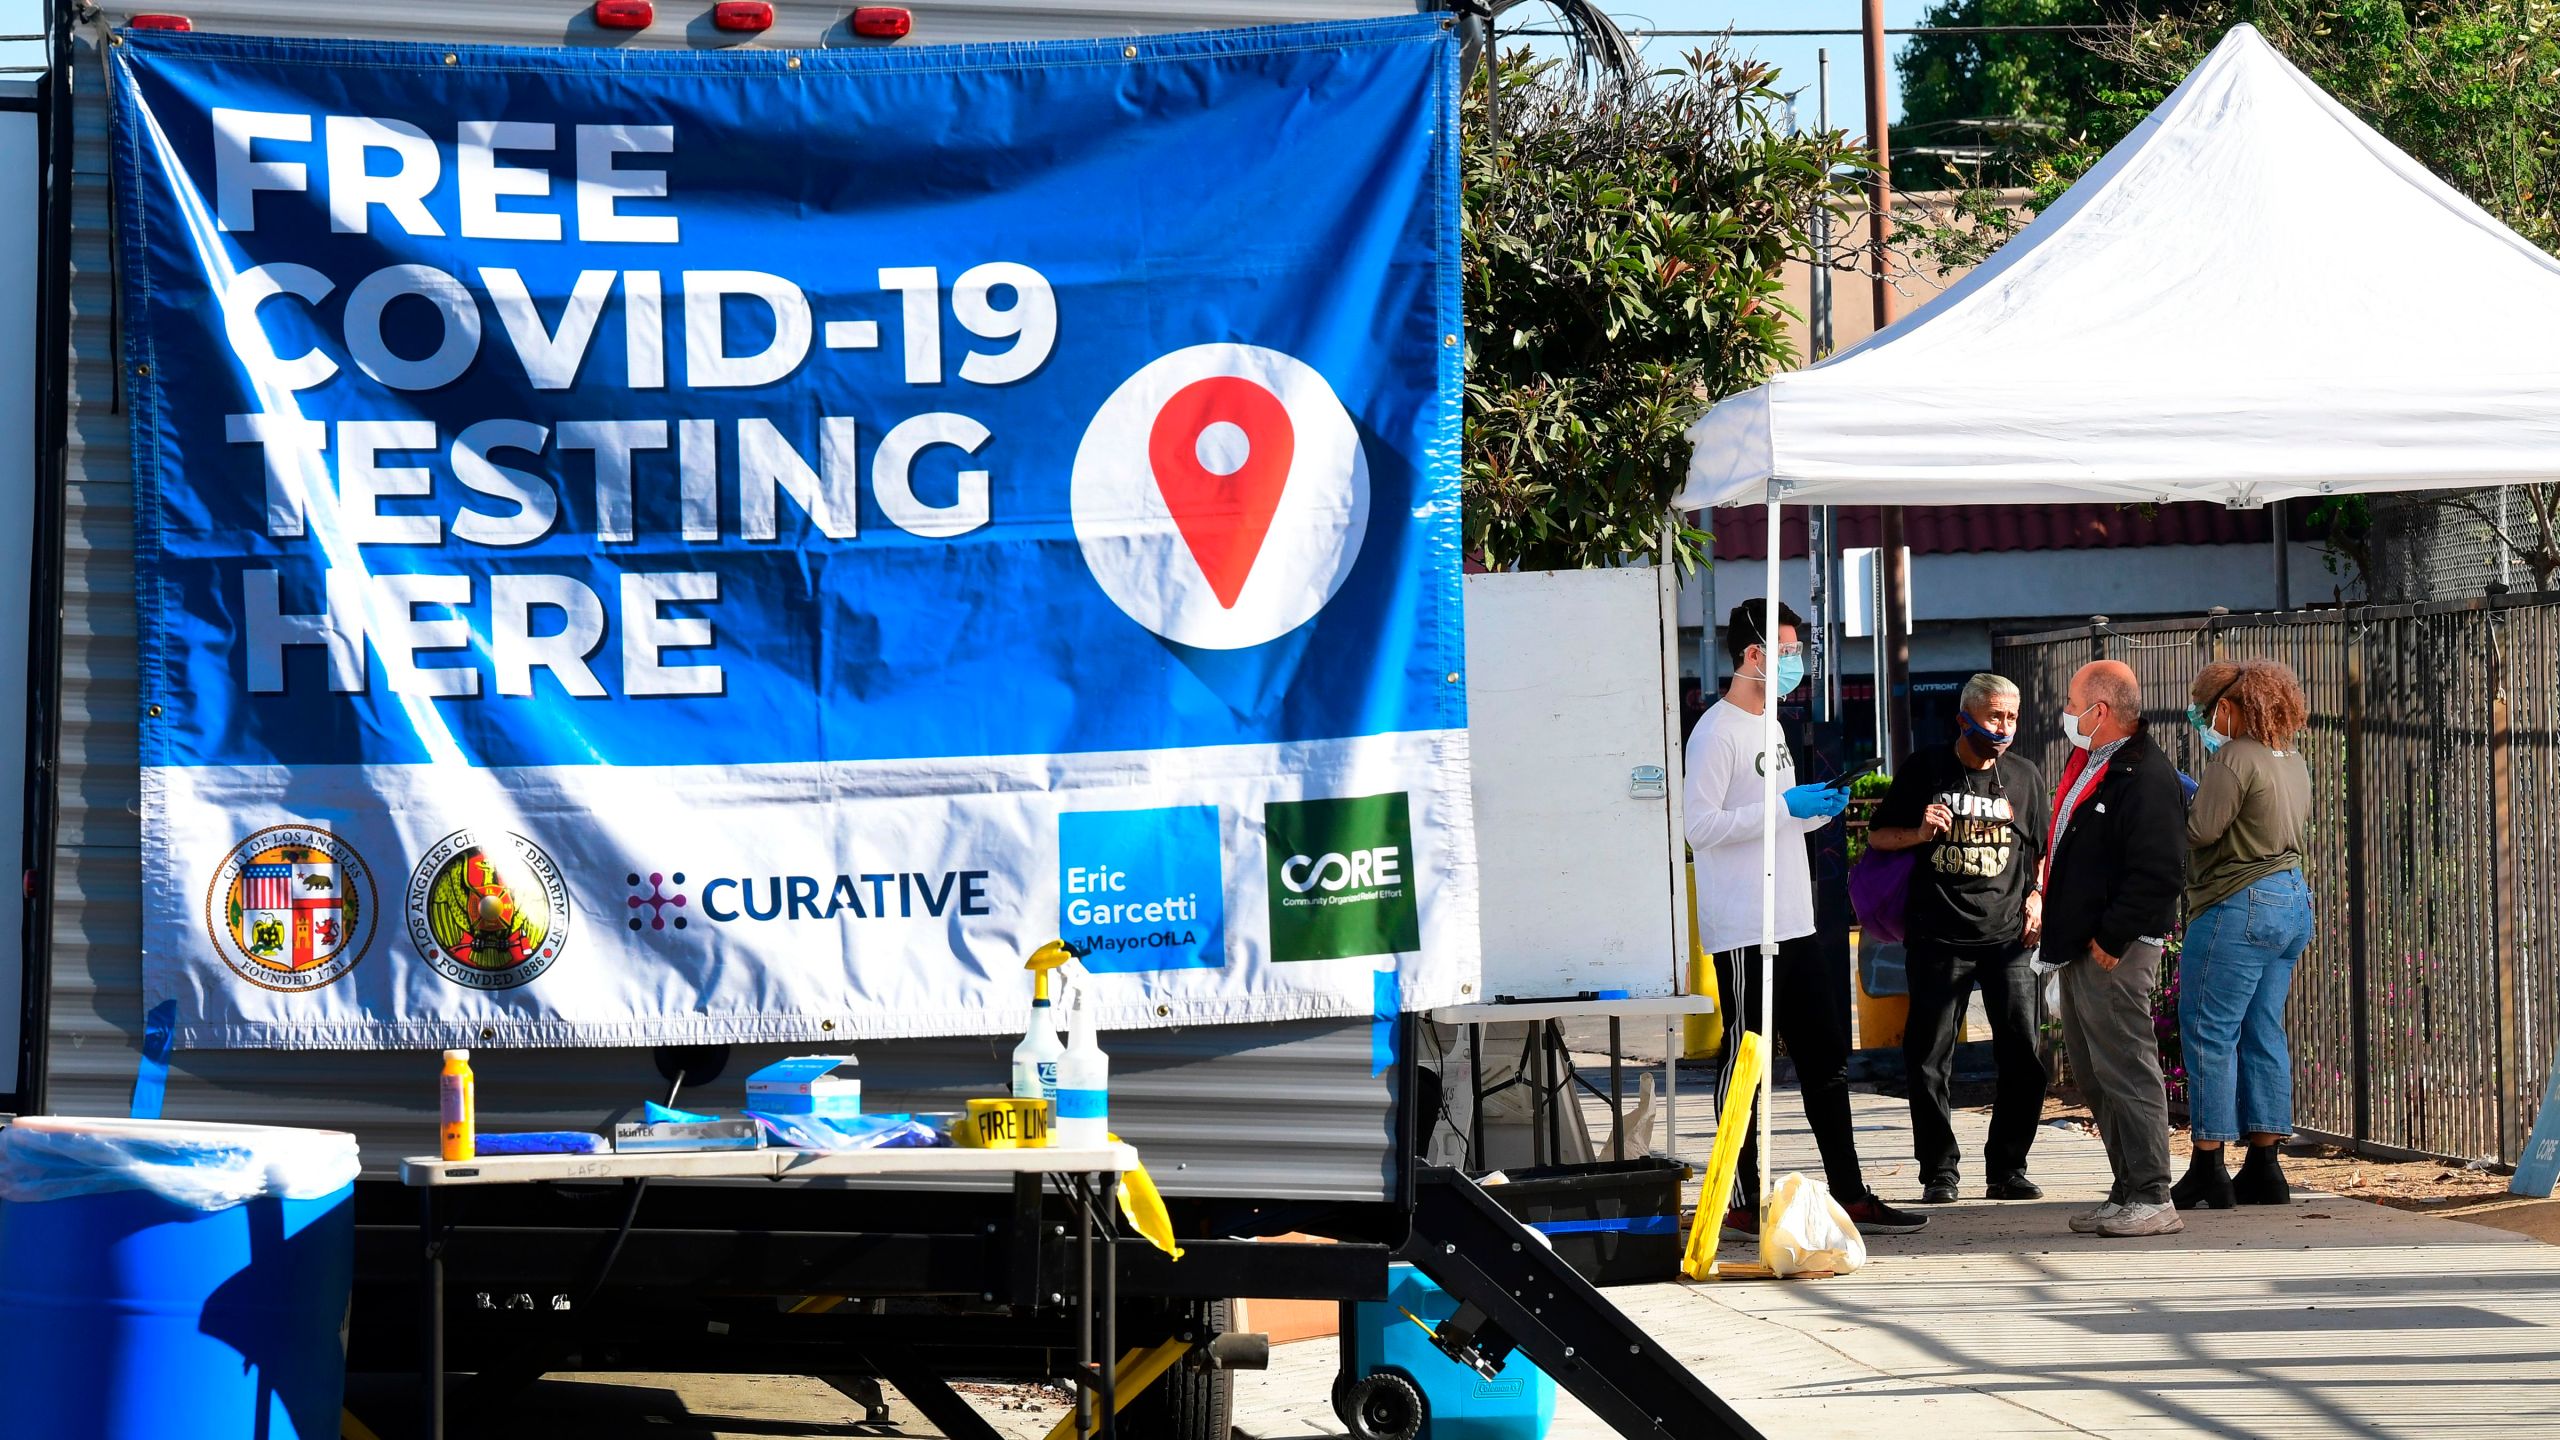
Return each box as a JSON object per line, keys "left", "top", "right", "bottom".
{"left": 0, "top": 1117, "right": 359, "bottom": 1440}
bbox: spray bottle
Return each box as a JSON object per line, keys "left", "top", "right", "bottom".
{"left": 1012, "top": 941, "right": 1073, "bottom": 1106}
{"left": 438, "top": 1049, "right": 476, "bottom": 1162}
{"left": 1053, "top": 988, "right": 1109, "bottom": 1149}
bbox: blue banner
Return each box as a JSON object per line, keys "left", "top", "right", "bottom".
{"left": 117, "top": 19, "right": 1476, "bottom": 1049}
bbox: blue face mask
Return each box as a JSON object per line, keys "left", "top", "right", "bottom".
{"left": 1773, "top": 653, "right": 1806, "bottom": 698}
{"left": 1959, "top": 710, "right": 2014, "bottom": 752}
{"left": 2186, "top": 704, "right": 2228, "bottom": 754}
{"left": 2188, "top": 678, "right": 2240, "bottom": 756}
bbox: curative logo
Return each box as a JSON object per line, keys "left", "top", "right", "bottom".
{"left": 407, "top": 830, "right": 572, "bottom": 991}
{"left": 628, "top": 871, "right": 689, "bottom": 932}
{"left": 1072, "top": 344, "right": 1370, "bottom": 650}
{"left": 203, "top": 825, "right": 377, "bottom": 992}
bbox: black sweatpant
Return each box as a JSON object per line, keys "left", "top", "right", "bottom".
{"left": 1903, "top": 937, "right": 2047, "bottom": 1187}
{"left": 1714, "top": 934, "right": 1869, "bottom": 1211}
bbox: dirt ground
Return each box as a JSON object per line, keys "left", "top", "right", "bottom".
{"left": 2011, "top": 1086, "right": 2560, "bottom": 1243}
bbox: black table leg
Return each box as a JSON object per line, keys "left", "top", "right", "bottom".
{"left": 1468, "top": 1022, "right": 1486, "bottom": 1172}
{"left": 420, "top": 1185, "right": 445, "bottom": 1440}
{"left": 1098, "top": 1170, "right": 1118, "bottom": 1438}
{"left": 1544, "top": 1021, "right": 1564, "bottom": 1164}
{"left": 1610, "top": 1016, "right": 1625, "bottom": 1160}
{"left": 1075, "top": 1174, "right": 1093, "bottom": 1437}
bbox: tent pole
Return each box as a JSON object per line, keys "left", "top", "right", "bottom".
{"left": 1758, "top": 498, "right": 1782, "bottom": 1217}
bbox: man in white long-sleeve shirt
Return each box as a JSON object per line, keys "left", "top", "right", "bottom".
{"left": 1687, "top": 600, "right": 1927, "bottom": 1236}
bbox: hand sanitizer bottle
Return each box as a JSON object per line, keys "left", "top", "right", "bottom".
{"left": 1012, "top": 967, "right": 1064, "bottom": 1107}
{"left": 1053, "top": 990, "right": 1109, "bottom": 1149}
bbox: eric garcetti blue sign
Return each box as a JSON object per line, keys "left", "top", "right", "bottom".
{"left": 116, "top": 19, "right": 1474, "bottom": 1049}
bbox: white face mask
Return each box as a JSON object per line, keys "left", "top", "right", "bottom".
{"left": 2063, "top": 702, "right": 2098, "bottom": 751}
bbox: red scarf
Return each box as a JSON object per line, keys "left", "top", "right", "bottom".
{"left": 2043, "top": 747, "right": 2112, "bottom": 890}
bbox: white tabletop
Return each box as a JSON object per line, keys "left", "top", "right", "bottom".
{"left": 1428, "top": 994, "right": 1718, "bottom": 1025}
{"left": 402, "top": 1141, "right": 1140, "bottom": 1187}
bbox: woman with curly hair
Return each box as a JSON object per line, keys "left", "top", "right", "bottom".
{"left": 2171, "top": 660, "right": 2315, "bottom": 1209}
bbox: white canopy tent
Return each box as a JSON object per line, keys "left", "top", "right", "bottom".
{"left": 1677, "top": 25, "right": 2560, "bottom": 1212}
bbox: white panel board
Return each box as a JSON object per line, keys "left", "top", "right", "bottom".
{"left": 0, "top": 106, "right": 34, "bottom": 1086}
{"left": 1464, "top": 569, "right": 1680, "bottom": 1000}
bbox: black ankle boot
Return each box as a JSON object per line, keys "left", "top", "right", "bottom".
{"left": 2172, "top": 1146, "right": 2234, "bottom": 1210}
{"left": 2233, "top": 1143, "right": 2291, "bottom": 1205}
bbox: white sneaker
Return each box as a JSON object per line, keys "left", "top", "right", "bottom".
{"left": 2068, "top": 1202, "right": 2124, "bottom": 1234}
{"left": 2096, "top": 1201, "right": 2186, "bottom": 1237}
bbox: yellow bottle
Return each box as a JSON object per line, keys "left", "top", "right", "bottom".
{"left": 438, "top": 1049, "right": 476, "bottom": 1161}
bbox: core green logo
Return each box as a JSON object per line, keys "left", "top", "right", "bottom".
{"left": 1264, "top": 792, "right": 1420, "bottom": 962}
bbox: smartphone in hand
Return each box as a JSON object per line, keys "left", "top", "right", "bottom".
{"left": 1824, "top": 758, "right": 1885, "bottom": 790}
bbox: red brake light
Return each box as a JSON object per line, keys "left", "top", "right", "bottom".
{"left": 851, "top": 6, "right": 911, "bottom": 39}
{"left": 713, "top": 0, "right": 773, "bottom": 31}
{"left": 128, "top": 13, "right": 194, "bottom": 30}
{"left": 593, "top": 0, "right": 653, "bottom": 30}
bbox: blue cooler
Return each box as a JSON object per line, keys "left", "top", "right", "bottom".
{"left": 0, "top": 1117, "right": 362, "bottom": 1440}
{"left": 1340, "top": 1264, "right": 1555, "bottom": 1440}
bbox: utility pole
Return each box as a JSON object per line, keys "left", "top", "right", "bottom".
{"left": 1863, "top": 0, "right": 1914, "bottom": 763}
{"left": 1807, "top": 50, "right": 1835, "bottom": 725}
{"left": 2272, "top": 501, "right": 2290, "bottom": 610}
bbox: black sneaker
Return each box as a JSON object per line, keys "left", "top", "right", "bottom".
{"left": 1986, "top": 1174, "right": 2044, "bottom": 1200}
{"left": 1843, "top": 1194, "right": 1930, "bottom": 1234}
{"left": 1919, "top": 1180, "right": 1960, "bottom": 1204}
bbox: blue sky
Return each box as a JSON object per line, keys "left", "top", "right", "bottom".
{"left": 1507, "top": 0, "right": 1936, "bottom": 125}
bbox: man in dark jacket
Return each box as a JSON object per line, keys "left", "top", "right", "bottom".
{"left": 2043, "top": 660, "right": 2187, "bottom": 1238}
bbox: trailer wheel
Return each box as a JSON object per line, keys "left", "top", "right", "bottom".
{"left": 1116, "top": 1297, "right": 1235, "bottom": 1440}
{"left": 1341, "top": 1370, "right": 1424, "bottom": 1440}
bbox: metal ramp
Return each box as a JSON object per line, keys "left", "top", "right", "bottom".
{"left": 1394, "top": 1166, "right": 1762, "bottom": 1440}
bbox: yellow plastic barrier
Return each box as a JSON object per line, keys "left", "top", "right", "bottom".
{"left": 1680, "top": 1029, "right": 1765, "bottom": 1281}
{"left": 1682, "top": 863, "right": 1723, "bottom": 1061}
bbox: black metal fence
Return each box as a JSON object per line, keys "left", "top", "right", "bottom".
{"left": 1993, "top": 594, "right": 2560, "bottom": 1166}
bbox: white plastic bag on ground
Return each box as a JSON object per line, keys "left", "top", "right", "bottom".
{"left": 1759, "top": 1171, "right": 1868, "bottom": 1276}
{"left": 0, "top": 1117, "right": 360, "bottom": 1211}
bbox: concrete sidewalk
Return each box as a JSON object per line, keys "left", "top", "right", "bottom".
{"left": 1238, "top": 1082, "right": 2560, "bottom": 1438}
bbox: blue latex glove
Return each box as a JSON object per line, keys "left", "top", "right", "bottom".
{"left": 1783, "top": 783, "right": 1850, "bottom": 819}
{"left": 2177, "top": 769, "right": 2200, "bottom": 803}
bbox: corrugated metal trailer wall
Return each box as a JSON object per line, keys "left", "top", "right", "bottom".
{"left": 37, "top": 0, "right": 1431, "bottom": 1199}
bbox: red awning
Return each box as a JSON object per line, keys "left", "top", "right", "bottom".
{"left": 1706, "top": 501, "right": 2273, "bottom": 562}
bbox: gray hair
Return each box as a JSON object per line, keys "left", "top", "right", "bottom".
{"left": 1960, "top": 672, "right": 2019, "bottom": 712}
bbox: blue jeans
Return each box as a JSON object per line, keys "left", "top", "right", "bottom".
{"left": 2180, "top": 869, "right": 2315, "bottom": 1143}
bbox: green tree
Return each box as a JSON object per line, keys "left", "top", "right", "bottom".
{"left": 1894, "top": 0, "right": 2155, "bottom": 188}
{"left": 1463, "top": 50, "right": 1860, "bottom": 572}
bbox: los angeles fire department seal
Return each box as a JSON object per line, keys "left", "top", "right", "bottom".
{"left": 203, "top": 825, "right": 377, "bottom": 992}
{"left": 406, "top": 829, "right": 572, "bottom": 991}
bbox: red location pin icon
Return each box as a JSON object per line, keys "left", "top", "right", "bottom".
{"left": 1148, "top": 376, "right": 1296, "bottom": 610}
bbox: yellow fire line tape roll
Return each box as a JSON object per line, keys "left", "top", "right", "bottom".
{"left": 1682, "top": 1029, "right": 1766, "bottom": 1281}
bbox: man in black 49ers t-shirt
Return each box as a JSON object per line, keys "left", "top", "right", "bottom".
{"left": 1869, "top": 673, "right": 2052, "bottom": 1204}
